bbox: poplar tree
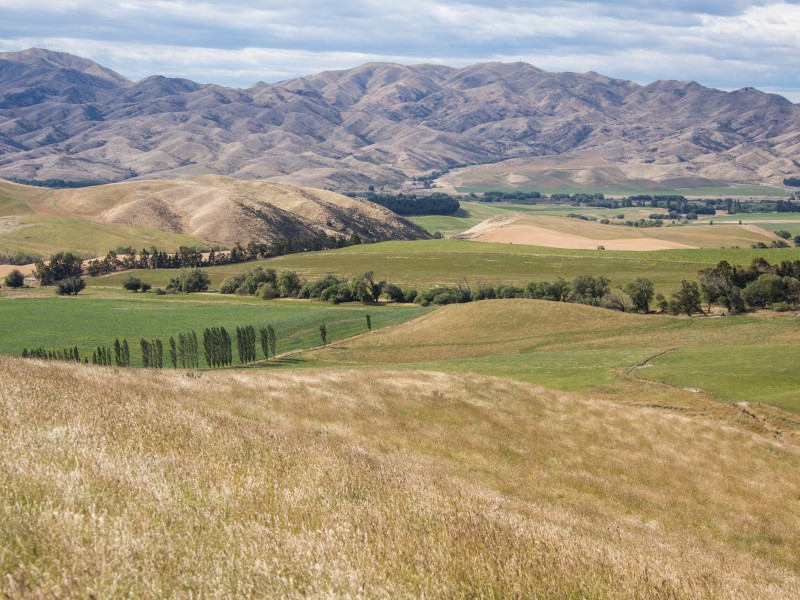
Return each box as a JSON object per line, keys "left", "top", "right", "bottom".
{"left": 169, "top": 336, "right": 177, "bottom": 368}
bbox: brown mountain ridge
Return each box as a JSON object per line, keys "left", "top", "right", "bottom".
{"left": 0, "top": 48, "right": 798, "bottom": 190}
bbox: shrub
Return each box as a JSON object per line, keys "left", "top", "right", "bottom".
{"left": 772, "top": 301, "right": 791, "bottom": 312}
{"left": 55, "top": 277, "right": 86, "bottom": 295}
{"left": 166, "top": 269, "right": 210, "bottom": 293}
{"left": 3, "top": 269, "right": 25, "bottom": 288}
{"left": 122, "top": 275, "right": 142, "bottom": 292}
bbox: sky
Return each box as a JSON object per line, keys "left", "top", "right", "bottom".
{"left": 1, "top": 0, "right": 799, "bottom": 101}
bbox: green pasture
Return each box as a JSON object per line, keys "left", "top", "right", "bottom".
{"left": 0, "top": 294, "right": 430, "bottom": 366}
{"left": 645, "top": 345, "right": 800, "bottom": 414}
{"left": 86, "top": 239, "right": 800, "bottom": 296}
{"left": 294, "top": 299, "right": 800, "bottom": 413}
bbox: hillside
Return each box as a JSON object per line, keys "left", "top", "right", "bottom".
{"left": 0, "top": 176, "right": 428, "bottom": 255}
{"left": 3, "top": 355, "right": 800, "bottom": 597}
{"left": 1, "top": 49, "right": 799, "bottom": 189}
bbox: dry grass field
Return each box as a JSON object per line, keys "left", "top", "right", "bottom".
{"left": 3, "top": 356, "right": 800, "bottom": 598}
{"left": 458, "top": 214, "right": 779, "bottom": 250}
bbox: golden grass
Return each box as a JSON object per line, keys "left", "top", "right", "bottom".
{"left": 465, "top": 215, "right": 776, "bottom": 250}
{"left": 3, "top": 356, "right": 800, "bottom": 597}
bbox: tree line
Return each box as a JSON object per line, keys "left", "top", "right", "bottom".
{"left": 85, "top": 233, "right": 373, "bottom": 277}
{"left": 19, "top": 319, "right": 338, "bottom": 369}
{"left": 351, "top": 192, "right": 461, "bottom": 216}
{"left": 220, "top": 266, "right": 412, "bottom": 304}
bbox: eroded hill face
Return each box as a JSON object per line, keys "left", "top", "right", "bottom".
{"left": 0, "top": 176, "right": 429, "bottom": 247}
{"left": 0, "top": 49, "right": 798, "bottom": 189}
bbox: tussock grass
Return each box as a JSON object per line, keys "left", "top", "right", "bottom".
{"left": 2, "top": 356, "right": 800, "bottom": 597}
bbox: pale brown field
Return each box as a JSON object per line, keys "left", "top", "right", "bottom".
{"left": 3, "top": 356, "right": 800, "bottom": 598}
{"left": 457, "top": 214, "right": 778, "bottom": 250}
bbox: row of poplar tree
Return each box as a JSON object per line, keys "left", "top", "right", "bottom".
{"left": 21, "top": 323, "right": 281, "bottom": 369}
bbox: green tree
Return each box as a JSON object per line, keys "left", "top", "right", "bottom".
{"left": 267, "top": 324, "right": 276, "bottom": 358}
{"left": 33, "top": 252, "right": 83, "bottom": 285}
{"left": 668, "top": 281, "right": 703, "bottom": 316}
{"left": 320, "top": 323, "right": 327, "bottom": 346}
{"left": 366, "top": 314, "right": 372, "bottom": 331}
{"left": 55, "top": 277, "right": 86, "bottom": 295}
{"left": 122, "top": 275, "right": 143, "bottom": 292}
{"left": 3, "top": 269, "right": 25, "bottom": 288}
{"left": 350, "top": 271, "right": 382, "bottom": 304}
{"left": 166, "top": 269, "right": 210, "bottom": 293}
{"left": 277, "top": 270, "right": 301, "bottom": 297}
{"left": 169, "top": 336, "right": 177, "bottom": 368}
{"left": 623, "top": 277, "right": 654, "bottom": 313}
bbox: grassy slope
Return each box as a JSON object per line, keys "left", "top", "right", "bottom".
{"left": 0, "top": 179, "right": 207, "bottom": 256}
{"left": 298, "top": 299, "right": 800, "bottom": 412}
{"left": 83, "top": 239, "right": 800, "bottom": 294}
{"left": 0, "top": 293, "right": 430, "bottom": 365}
{"left": 0, "top": 215, "right": 206, "bottom": 257}
{"left": 3, "top": 357, "right": 800, "bottom": 598}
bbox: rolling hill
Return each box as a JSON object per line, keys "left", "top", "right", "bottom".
{"left": 0, "top": 49, "right": 799, "bottom": 190}
{"left": 0, "top": 176, "right": 429, "bottom": 256}
{"left": 3, "top": 355, "right": 800, "bottom": 597}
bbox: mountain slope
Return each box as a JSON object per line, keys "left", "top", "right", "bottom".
{"left": 0, "top": 49, "right": 798, "bottom": 189}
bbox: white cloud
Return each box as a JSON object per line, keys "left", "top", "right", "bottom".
{"left": 0, "top": 0, "right": 798, "bottom": 99}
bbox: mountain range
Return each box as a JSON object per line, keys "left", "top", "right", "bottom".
{"left": 0, "top": 48, "right": 798, "bottom": 190}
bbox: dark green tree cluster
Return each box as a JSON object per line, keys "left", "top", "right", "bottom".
{"left": 122, "top": 275, "right": 151, "bottom": 293}
{"left": 85, "top": 232, "right": 372, "bottom": 277}
{"left": 166, "top": 269, "right": 211, "bottom": 293}
{"left": 33, "top": 252, "right": 83, "bottom": 285}
{"left": 203, "top": 327, "right": 232, "bottom": 368}
{"left": 697, "top": 258, "right": 800, "bottom": 312}
{"left": 140, "top": 338, "right": 164, "bottom": 369}
{"left": 236, "top": 325, "right": 257, "bottom": 364}
{"left": 22, "top": 346, "right": 81, "bottom": 362}
{"left": 357, "top": 192, "right": 460, "bottom": 216}
{"left": 259, "top": 325, "right": 277, "bottom": 360}
{"left": 414, "top": 275, "right": 615, "bottom": 308}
